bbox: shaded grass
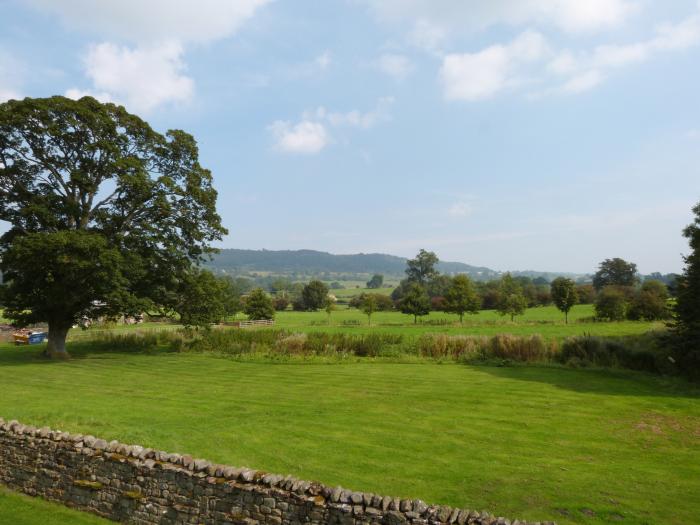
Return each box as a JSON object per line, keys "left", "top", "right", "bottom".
{"left": 0, "top": 342, "right": 698, "bottom": 525}
{"left": 0, "top": 486, "right": 109, "bottom": 524}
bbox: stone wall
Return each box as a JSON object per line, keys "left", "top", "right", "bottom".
{"left": 0, "top": 418, "right": 552, "bottom": 525}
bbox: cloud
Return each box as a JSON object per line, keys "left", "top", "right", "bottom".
{"left": 439, "top": 30, "right": 548, "bottom": 101}
{"left": 64, "top": 88, "right": 112, "bottom": 103}
{"left": 269, "top": 98, "right": 394, "bottom": 154}
{"left": 66, "top": 41, "right": 194, "bottom": 113}
{"left": 268, "top": 120, "right": 329, "bottom": 154}
{"left": 315, "top": 50, "right": 332, "bottom": 69}
{"left": 0, "top": 50, "right": 24, "bottom": 102}
{"left": 560, "top": 70, "right": 604, "bottom": 93}
{"left": 375, "top": 53, "right": 415, "bottom": 79}
{"left": 363, "top": 0, "right": 636, "bottom": 35}
{"left": 447, "top": 202, "right": 472, "bottom": 218}
{"left": 325, "top": 97, "right": 394, "bottom": 128}
{"left": 26, "top": 0, "right": 272, "bottom": 44}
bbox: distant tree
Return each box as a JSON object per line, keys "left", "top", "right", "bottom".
{"left": 550, "top": 277, "right": 578, "bottom": 324}
{"left": 0, "top": 96, "right": 226, "bottom": 357}
{"left": 329, "top": 281, "right": 344, "bottom": 290}
{"left": 534, "top": 285, "right": 552, "bottom": 306}
{"left": 273, "top": 294, "right": 290, "bottom": 311}
{"left": 532, "top": 276, "right": 549, "bottom": 286}
{"left": 594, "top": 286, "right": 627, "bottom": 321}
{"left": 324, "top": 296, "right": 336, "bottom": 325}
{"left": 398, "top": 283, "right": 431, "bottom": 324}
{"left": 270, "top": 277, "right": 293, "bottom": 294}
{"left": 426, "top": 274, "right": 453, "bottom": 299}
{"left": 444, "top": 274, "right": 480, "bottom": 323}
{"left": 244, "top": 288, "right": 275, "bottom": 320}
{"left": 350, "top": 293, "right": 393, "bottom": 311}
{"left": 366, "top": 274, "right": 384, "bottom": 289}
{"left": 359, "top": 294, "right": 378, "bottom": 326}
{"left": 673, "top": 201, "right": 700, "bottom": 378}
{"left": 575, "top": 284, "right": 597, "bottom": 304}
{"left": 174, "top": 269, "right": 227, "bottom": 328}
{"left": 496, "top": 274, "right": 527, "bottom": 321}
{"left": 477, "top": 280, "right": 501, "bottom": 310}
{"left": 301, "top": 280, "right": 329, "bottom": 311}
{"left": 593, "top": 258, "right": 639, "bottom": 291}
{"left": 405, "top": 249, "right": 439, "bottom": 284}
{"left": 219, "top": 275, "right": 243, "bottom": 321}
{"left": 627, "top": 280, "right": 670, "bottom": 321}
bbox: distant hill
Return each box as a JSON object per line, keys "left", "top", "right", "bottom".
{"left": 205, "top": 249, "right": 580, "bottom": 282}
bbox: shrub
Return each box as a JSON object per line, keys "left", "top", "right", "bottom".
{"left": 273, "top": 296, "right": 290, "bottom": 311}
{"left": 559, "top": 334, "right": 668, "bottom": 374}
{"left": 487, "top": 334, "right": 551, "bottom": 362}
{"left": 594, "top": 286, "right": 628, "bottom": 321}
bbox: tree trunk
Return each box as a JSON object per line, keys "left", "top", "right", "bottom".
{"left": 565, "top": 311, "right": 568, "bottom": 324}
{"left": 45, "top": 322, "right": 71, "bottom": 359}
{"left": 414, "top": 315, "right": 417, "bottom": 324}
{"left": 460, "top": 313, "right": 464, "bottom": 324}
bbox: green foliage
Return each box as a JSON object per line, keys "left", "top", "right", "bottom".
{"left": 301, "top": 280, "right": 329, "bottom": 311}
{"left": 550, "top": 277, "right": 578, "bottom": 323}
{"left": 174, "top": 269, "right": 231, "bottom": 327}
{"left": 627, "top": 280, "right": 670, "bottom": 321}
{"left": 496, "top": 274, "right": 527, "bottom": 321}
{"left": 405, "top": 249, "right": 439, "bottom": 284}
{"left": 243, "top": 288, "right": 275, "bottom": 320}
{"left": 575, "top": 284, "right": 596, "bottom": 304}
{"left": 366, "top": 274, "right": 384, "bottom": 289}
{"left": 443, "top": 274, "right": 480, "bottom": 323}
{"left": 592, "top": 258, "right": 638, "bottom": 291}
{"left": 0, "top": 96, "right": 226, "bottom": 355}
{"left": 398, "top": 282, "right": 431, "bottom": 323}
{"left": 673, "top": 200, "right": 700, "bottom": 379}
{"left": 349, "top": 292, "right": 394, "bottom": 311}
{"left": 0, "top": 231, "right": 148, "bottom": 354}
{"left": 359, "top": 294, "right": 378, "bottom": 325}
{"left": 594, "top": 286, "right": 628, "bottom": 321}
{"left": 273, "top": 295, "right": 290, "bottom": 312}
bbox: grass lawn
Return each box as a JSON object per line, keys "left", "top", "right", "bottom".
{"left": 0, "top": 486, "right": 109, "bottom": 524}
{"left": 0, "top": 342, "right": 697, "bottom": 524}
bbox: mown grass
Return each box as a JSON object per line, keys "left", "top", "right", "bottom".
{"left": 0, "top": 342, "right": 698, "bottom": 525}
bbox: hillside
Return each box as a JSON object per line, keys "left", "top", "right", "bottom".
{"left": 205, "top": 249, "right": 578, "bottom": 281}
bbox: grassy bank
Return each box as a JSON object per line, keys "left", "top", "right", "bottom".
{"left": 0, "top": 342, "right": 698, "bottom": 524}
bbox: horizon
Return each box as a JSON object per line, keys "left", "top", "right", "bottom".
{"left": 2, "top": 0, "right": 700, "bottom": 274}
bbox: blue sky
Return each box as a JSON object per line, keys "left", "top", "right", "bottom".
{"left": 2, "top": 0, "right": 699, "bottom": 274}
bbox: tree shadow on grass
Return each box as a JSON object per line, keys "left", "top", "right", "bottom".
{"left": 0, "top": 340, "right": 176, "bottom": 367}
{"left": 470, "top": 362, "right": 700, "bottom": 399}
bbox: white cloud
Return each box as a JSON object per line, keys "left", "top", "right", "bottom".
{"left": 325, "top": 97, "right": 394, "bottom": 128}
{"left": 375, "top": 53, "right": 415, "bottom": 79}
{"left": 315, "top": 50, "right": 332, "bottom": 70}
{"left": 269, "top": 98, "right": 394, "bottom": 154}
{"left": 363, "top": 0, "right": 636, "bottom": 35}
{"left": 0, "top": 50, "right": 24, "bottom": 102}
{"left": 447, "top": 202, "right": 472, "bottom": 218}
{"left": 560, "top": 70, "right": 604, "bottom": 93}
{"left": 64, "top": 88, "right": 112, "bottom": 103}
{"left": 687, "top": 129, "right": 700, "bottom": 140}
{"left": 269, "top": 120, "right": 329, "bottom": 154}
{"left": 67, "top": 41, "right": 194, "bottom": 113}
{"left": 26, "top": 0, "right": 272, "bottom": 44}
{"left": 439, "top": 30, "right": 548, "bottom": 101}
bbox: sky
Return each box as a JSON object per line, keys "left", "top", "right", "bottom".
{"left": 1, "top": 0, "right": 699, "bottom": 274}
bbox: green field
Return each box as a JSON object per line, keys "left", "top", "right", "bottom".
{"left": 268, "top": 305, "right": 662, "bottom": 340}
{"left": 0, "top": 341, "right": 698, "bottom": 525}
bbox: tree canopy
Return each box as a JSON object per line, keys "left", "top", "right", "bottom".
{"left": 405, "top": 249, "right": 439, "bottom": 284}
{"left": 444, "top": 275, "right": 480, "bottom": 323}
{"left": 0, "top": 96, "right": 226, "bottom": 356}
{"left": 592, "top": 258, "right": 638, "bottom": 291}
{"left": 550, "top": 277, "right": 578, "bottom": 324}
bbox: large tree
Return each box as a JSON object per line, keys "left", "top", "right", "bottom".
{"left": 398, "top": 282, "right": 430, "bottom": 324}
{"left": 0, "top": 96, "right": 226, "bottom": 357}
{"left": 496, "top": 273, "right": 527, "bottom": 322}
{"left": 301, "top": 279, "right": 329, "bottom": 311}
{"left": 674, "top": 201, "right": 700, "bottom": 378}
{"left": 405, "top": 249, "right": 439, "bottom": 284}
{"left": 550, "top": 277, "right": 578, "bottom": 324}
{"left": 592, "top": 258, "right": 638, "bottom": 291}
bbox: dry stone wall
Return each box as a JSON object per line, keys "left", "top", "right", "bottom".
{"left": 0, "top": 418, "right": 553, "bottom": 525}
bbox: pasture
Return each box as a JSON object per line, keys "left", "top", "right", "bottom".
{"left": 0, "top": 341, "right": 698, "bottom": 525}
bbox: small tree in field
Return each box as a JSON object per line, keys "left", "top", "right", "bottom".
{"left": 301, "top": 280, "right": 329, "bottom": 310}
{"left": 359, "top": 294, "right": 378, "bottom": 326}
{"left": 175, "top": 269, "right": 227, "bottom": 328}
{"left": 0, "top": 96, "right": 226, "bottom": 357}
{"left": 444, "top": 274, "right": 480, "bottom": 323}
{"left": 324, "top": 297, "right": 336, "bottom": 325}
{"left": 496, "top": 274, "right": 527, "bottom": 321}
{"left": 398, "top": 283, "right": 430, "bottom": 324}
{"left": 550, "top": 277, "right": 578, "bottom": 324}
{"left": 244, "top": 288, "right": 275, "bottom": 320}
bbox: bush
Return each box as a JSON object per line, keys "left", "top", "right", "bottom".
{"left": 487, "top": 334, "right": 551, "bottom": 362}
{"left": 273, "top": 296, "right": 290, "bottom": 311}
{"left": 559, "top": 334, "right": 669, "bottom": 374}
{"left": 594, "top": 286, "right": 628, "bottom": 321}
